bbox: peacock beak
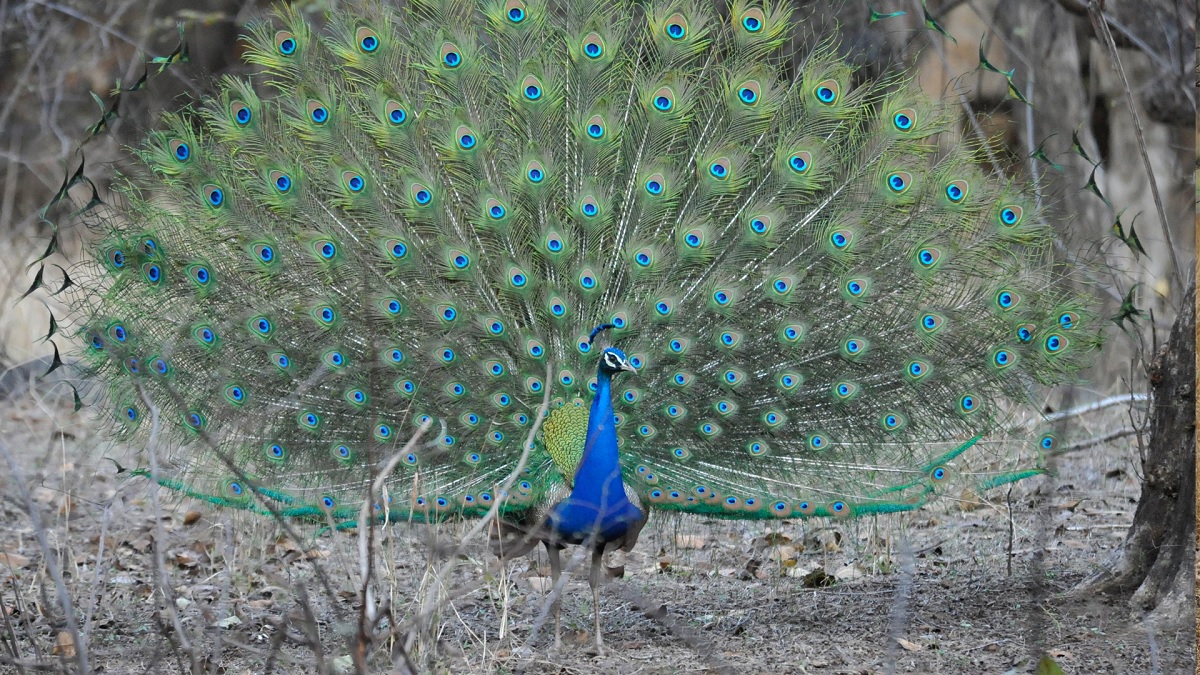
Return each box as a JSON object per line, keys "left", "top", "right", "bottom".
{"left": 620, "top": 362, "right": 637, "bottom": 373}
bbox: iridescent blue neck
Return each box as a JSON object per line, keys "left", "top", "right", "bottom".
{"left": 545, "top": 366, "right": 642, "bottom": 545}
{"left": 573, "top": 369, "right": 625, "bottom": 503}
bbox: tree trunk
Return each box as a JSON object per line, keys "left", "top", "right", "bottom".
{"left": 1078, "top": 273, "right": 1195, "bottom": 625}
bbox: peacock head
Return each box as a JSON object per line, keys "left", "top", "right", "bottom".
{"left": 598, "top": 347, "right": 637, "bottom": 376}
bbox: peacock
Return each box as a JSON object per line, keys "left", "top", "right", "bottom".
{"left": 36, "top": 0, "right": 1102, "bottom": 653}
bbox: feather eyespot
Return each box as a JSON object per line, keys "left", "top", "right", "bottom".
{"left": 440, "top": 42, "right": 462, "bottom": 68}
{"left": 945, "top": 179, "right": 969, "bottom": 203}
{"left": 920, "top": 313, "right": 945, "bottom": 333}
{"left": 708, "top": 158, "right": 730, "bottom": 179}
{"left": 578, "top": 269, "right": 598, "bottom": 290}
{"left": 485, "top": 198, "right": 506, "bottom": 219}
{"left": 892, "top": 108, "right": 916, "bottom": 131}
{"left": 887, "top": 171, "right": 911, "bottom": 194}
{"left": 737, "top": 80, "right": 760, "bottom": 105}
{"left": 141, "top": 262, "right": 162, "bottom": 285}
{"left": 770, "top": 275, "right": 794, "bottom": 296}
{"left": 651, "top": 86, "right": 674, "bottom": 112}
{"left": 814, "top": 79, "right": 840, "bottom": 105}
{"left": 107, "top": 323, "right": 128, "bottom": 343}
{"left": 355, "top": 27, "right": 379, "bottom": 53}
{"left": 185, "top": 411, "right": 206, "bottom": 430}
{"left": 169, "top": 139, "right": 190, "bottom": 162}
{"left": 581, "top": 33, "right": 604, "bottom": 59}
{"left": 585, "top": 115, "right": 605, "bottom": 139}
{"left": 269, "top": 170, "right": 292, "bottom": 193}
{"left": 958, "top": 394, "right": 980, "bottom": 414}
{"left": 994, "top": 289, "right": 1020, "bottom": 310}
{"left": 1044, "top": 334, "right": 1067, "bottom": 354}
{"left": 644, "top": 173, "right": 665, "bottom": 195}
{"left": 905, "top": 359, "right": 931, "bottom": 381}
{"left": 740, "top": 9, "right": 765, "bottom": 32}
{"left": 343, "top": 171, "right": 365, "bottom": 193}
{"left": 998, "top": 205, "right": 1023, "bottom": 226}
{"left": 992, "top": 348, "right": 1015, "bottom": 369}
{"left": 504, "top": 0, "right": 526, "bottom": 23}
{"left": 521, "top": 75, "right": 542, "bottom": 101}
{"left": 275, "top": 31, "right": 297, "bottom": 56}
{"left": 384, "top": 101, "right": 408, "bottom": 126}
{"left": 314, "top": 239, "right": 338, "bottom": 260}
{"left": 411, "top": 183, "right": 433, "bottom": 205}
{"left": 188, "top": 264, "right": 212, "bottom": 286}
{"left": 882, "top": 412, "right": 906, "bottom": 431}
{"left": 202, "top": 184, "right": 224, "bottom": 208}
{"left": 844, "top": 278, "right": 868, "bottom": 298}
{"left": 456, "top": 125, "right": 477, "bottom": 149}
{"left": 247, "top": 243, "right": 273, "bottom": 267}
{"left": 664, "top": 13, "right": 688, "bottom": 40}
{"left": 788, "top": 152, "right": 811, "bottom": 174}
{"left": 304, "top": 100, "right": 328, "bottom": 125}
{"left": 780, "top": 323, "right": 804, "bottom": 343}
{"left": 230, "top": 101, "right": 252, "bottom": 126}
{"left": 748, "top": 214, "right": 772, "bottom": 235}
{"left": 526, "top": 160, "right": 545, "bottom": 183}
{"left": 916, "top": 247, "right": 942, "bottom": 269}
{"left": 248, "top": 315, "right": 273, "bottom": 338}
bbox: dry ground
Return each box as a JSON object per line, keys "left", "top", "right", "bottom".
{"left": 0, "top": 384, "right": 1192, "bottom": 674}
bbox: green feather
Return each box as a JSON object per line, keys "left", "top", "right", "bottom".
{"left": 49, "top": 0, "right": 1100, "bottom": 529}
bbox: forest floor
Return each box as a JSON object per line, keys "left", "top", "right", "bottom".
{"left": 0, "top": 386, "right": 1192, "bottom": 674}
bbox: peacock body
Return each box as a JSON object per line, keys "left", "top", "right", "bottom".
{"left": 50, "top": 0, "right": 1100, "bottom": 650}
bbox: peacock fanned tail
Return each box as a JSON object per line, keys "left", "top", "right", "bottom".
{"left": 65, "top": 0, "right": 1100, "bottom": 528}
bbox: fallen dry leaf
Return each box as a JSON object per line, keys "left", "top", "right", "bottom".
{"left": 0, "top": 552, "right": 31, "bottom": 568}
{"left": 526, "top": 576, "right": 552, "bottom": 593}
{"left": 53, "top": 631, "right": 76, "bottom": 657}
{"left": 896, "top": 637, "right": 921, "bottom": 652}
{"left": 834, "top": 564, "right": 863, "bottom": 581}
{"left": 215, "top": 615, "right": 241, "bottom": 628}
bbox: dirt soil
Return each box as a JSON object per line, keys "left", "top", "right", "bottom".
{"left": 0, "top": 389, "right": 1192, "bottom": 674}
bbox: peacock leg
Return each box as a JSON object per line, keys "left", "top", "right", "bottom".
{"left": 589, "top": 548, "right": 605, "bottom": 656}
{"left": 545, "top": 542, "right": 562, "bottom": 650}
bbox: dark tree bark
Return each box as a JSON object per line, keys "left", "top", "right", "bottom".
{"left": 1077, "top": 274, "right": 1195, "bottom": 624}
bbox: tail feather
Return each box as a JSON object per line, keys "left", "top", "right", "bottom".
{"left": 58, "top": 0, "right": 1100, "bottom": 527}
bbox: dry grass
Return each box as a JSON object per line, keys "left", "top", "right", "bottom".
{"left": 0, "top": 380, "right": 1191, "bottom": 673}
